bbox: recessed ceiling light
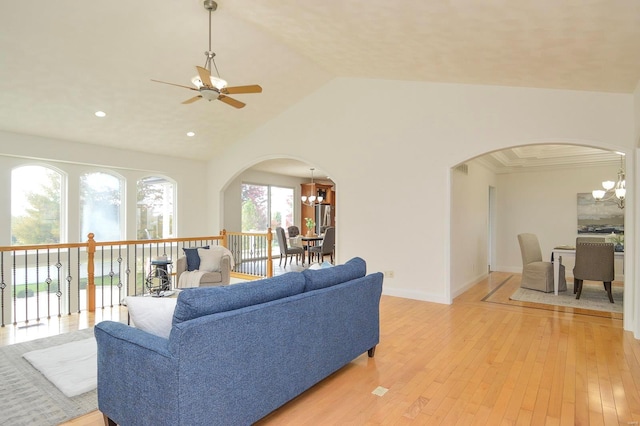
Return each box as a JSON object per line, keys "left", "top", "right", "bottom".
{"left": 95, "top": 111, "right": 106, "bottom": 118}
{"left": 187, "top": 131, "right": 196, "bottom": 137}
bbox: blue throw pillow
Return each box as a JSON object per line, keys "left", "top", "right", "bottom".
{"left": 172, "top": 272, "right": 306, "bottom": 324}
{"left": 302, "top": 257, "right": 366, "bottom": 292}
{"left": 182, "top": 246, "right": 209, "bottom": 271}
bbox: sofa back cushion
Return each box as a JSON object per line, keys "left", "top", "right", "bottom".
{"left": 172, "top": 272, "right": 306, "bottom": 324}
{"left": 302, "top": 257, "right": 366, "bottom": 292}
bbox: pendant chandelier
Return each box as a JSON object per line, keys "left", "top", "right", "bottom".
{"left": 301, "top": 168, "right": 324, "bottom": 206}
{"left": 592, "top": 154, "right": 625, "bottom": 209}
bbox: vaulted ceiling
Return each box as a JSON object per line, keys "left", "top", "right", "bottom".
{"left": 1, "top": 1, "right": 639, "bottom": 168}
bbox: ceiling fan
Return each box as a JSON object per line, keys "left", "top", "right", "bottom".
{"left": 151, "top": 0, "right": 262, "bottom": 109}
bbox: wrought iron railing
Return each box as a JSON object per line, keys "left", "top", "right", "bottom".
{"left": 0, "top": 229, "right": 274, "bottom": 327}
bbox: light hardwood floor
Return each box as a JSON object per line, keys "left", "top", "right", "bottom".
{"left": 3, "top": 272, "right": 638, "bottom": 425}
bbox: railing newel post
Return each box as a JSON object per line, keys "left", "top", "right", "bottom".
{"left": 87, "top": 233, "right": 96, "bottom": 312}
{"left": 267, "top": 228, "right": 273, "bottom": 278}
{"left": 221, "top": 229, "right": 228, "bottom": 248}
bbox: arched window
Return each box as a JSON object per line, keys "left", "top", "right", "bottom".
{"left": 11, "top": 165, "right": 63, "bottom": 245}
{"left": 80, "top": 171, "right": 123, "bottom": 241}
{"left": 137, "top": 176, "right": 175, "bottom": 239}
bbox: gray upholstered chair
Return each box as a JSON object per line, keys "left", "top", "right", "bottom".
{"left": 287, "top": 225, "right": 304, "bottom": 251}
{"left": 573, "top": 242, "right": 615, "bottom": 303}
{"left": 517, "top": 233, "right": 566, "bottom": 293}
{"left": 309, "top": 227, "right": 335, "bottom": 264}
{"left": 276, "top": 227, "right": 305, "bottom": 266}
{"left": 287, "top": 226, "right": 300, "bottom": 238}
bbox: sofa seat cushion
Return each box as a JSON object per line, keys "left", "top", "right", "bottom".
{"left": 302, "top": 257, "right": 366, "bottom": 292}
{"left": 173, "top": 272, "right": 306, "bottom": 324}
{"left": 198, "top": 271, "right": 223, "bottom": 285}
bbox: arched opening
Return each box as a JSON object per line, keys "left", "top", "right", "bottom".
{"left": 221, "top": 158, "right": 337, "bottom": 270}
{"left": 450, "top": 143, "right": 629, "bottom": 317}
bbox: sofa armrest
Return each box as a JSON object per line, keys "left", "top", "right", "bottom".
{"left": 95, "top": 321, "right": 180, "bottom": 425}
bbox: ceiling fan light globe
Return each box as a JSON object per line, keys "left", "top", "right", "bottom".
{"left": 200, "top": 88, "right": 220, "bottom": 101}
{"left": 191, "top": 75, "right": 227, "bottom": 91}
{"left": 191, "top": 75, "right": 204, "bottom": 89}
{"left": 209, "top": 76, "right": 227, "bottom": 90}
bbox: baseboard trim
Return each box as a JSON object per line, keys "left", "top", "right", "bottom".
{"left": 452, "top": 273, "right": 489, "bottom": 299}
{"left": 382, "top": 288, "right": 450, "bottom": 305}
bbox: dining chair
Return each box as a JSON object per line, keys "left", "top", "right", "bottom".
{"left": 287, "top": 226, "right": 300, "bottom": 238}
{"left": 517, "top": 233, "right": 566, "bottom": 293}
{"left": 309, "top": 227, "right": 335, "bottom": 264}
{"left": 287, "top": 225, "right": 304, "bottom": 251}
{"left": 275, "top": 227, "right": 305, "bottom": 267}
{"left": 573, "top": 242, "right": 615, "bottom": 303}
{"left": 575, "top": 236, "right": 605, "bottom": 244}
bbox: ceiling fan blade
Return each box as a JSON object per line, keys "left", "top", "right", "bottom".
{"left": 196, "top": 66, "right": 212, "bottom": 88}
{"left": 151, "top": 79, "right": 197, "bottom": 91}
{"left": 182, "top": 95, "right": 203, "bottom": 104}
{"left": 222, "top": 85, "right": 263, "bottom": 95}
{"left": 218, "top": 95, "right": 246, "bottom": 109}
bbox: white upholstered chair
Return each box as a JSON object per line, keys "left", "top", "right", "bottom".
{"left": 517, "top": 233, "right": 566, "bottom": 293}
{"left": 175, "top": 248, "right": 231, "bottom": 287}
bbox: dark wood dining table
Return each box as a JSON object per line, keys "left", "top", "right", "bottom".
{"left": 301, "top": 235, "right": 323, "bottom": 264}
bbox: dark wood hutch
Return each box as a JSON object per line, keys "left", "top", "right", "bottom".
{"left": 300, "top": 182, "right": 335, "bottom": 235}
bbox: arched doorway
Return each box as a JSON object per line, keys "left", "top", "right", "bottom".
{"left": 450, "top": 144, "right": 629, "bottom": 318}
{"left": 220, "top": 158, "right": 337, "bottom": 268}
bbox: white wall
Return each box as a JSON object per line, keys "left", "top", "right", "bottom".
{"left": 206, "top": 78, "right": 636, "bottom": 322}
{"left": 2, "top": 78, "right": 636, "bottom": 332}
{"left": 450, "top": 161, "right": 497, "bottom": 297}
{"left": 0, "top": 131, "right": 210, "bottom": 243}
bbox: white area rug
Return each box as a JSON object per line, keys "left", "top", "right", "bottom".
{"left": 510, "top": 281, "right": 623, "bottom": 313}
{"left": 23, "top": 338, "right": 97, "bottom": 397}
{"left": 0, "top": 328, "right": 96, "bottom": 426}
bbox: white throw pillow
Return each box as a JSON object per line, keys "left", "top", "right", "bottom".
{"left": 308, "top": 261, "right": 334, "bottom": 270}
{"left": 198, "top": 247, "right": 223, "bottom": 272}
{"left": 125, "top": 296, "right": 177, "bottom": 339}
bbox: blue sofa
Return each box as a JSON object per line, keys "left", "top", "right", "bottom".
{"left": 95, "top": 257, "right": 383, "bottom": 426}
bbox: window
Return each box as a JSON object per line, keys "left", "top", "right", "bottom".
{"left": 270, "top": 186, "right": 295, "bottom": 230}
{"left": 80, "top": 172, "right": 123, "bottom": 241}
{"left": 241, "top": 183, "right": 294, "bottom": 232}
{"left": 137, "top": 176, "right": 175, "bottom": 239}
{"left": 241, "top": 184, "right": 268, "bottom": 232}
{"left": 11, "top": 165, "right": 62, "bottom": 245}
